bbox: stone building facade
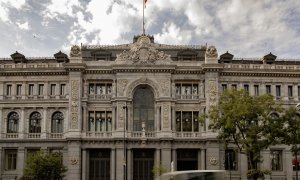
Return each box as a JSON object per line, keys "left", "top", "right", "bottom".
{"left": 0, "top": 35, "right": 298, "bottom": 180}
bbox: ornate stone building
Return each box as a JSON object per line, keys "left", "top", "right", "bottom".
{"left": 0, "top": 35, "right": 298, "bottom": 180}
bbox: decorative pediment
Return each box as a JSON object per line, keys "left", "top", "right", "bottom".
{"left": 116, "top": 36, "right": 171, "bottom": 65}
{"left": 10, "top": 51, "right": 27, "bottom": 63}
{"left": 54, "top": 51, "right": 69, "bottom": 63}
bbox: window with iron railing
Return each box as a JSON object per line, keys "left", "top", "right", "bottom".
{"left": 176, "top": 111, "right": 199, "bottom": 132}
{"left": 88, "top": 111, "right": 112, "bottom": 132}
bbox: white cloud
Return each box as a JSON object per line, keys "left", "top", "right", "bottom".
{"left": 155, "top": 22, "right": 192, "bottom": 44}
{"left": 16, "top": 21, "right": 29, "bottom": 30}
{"left": 0, "top": 0, "right": 26, "bottom": 23}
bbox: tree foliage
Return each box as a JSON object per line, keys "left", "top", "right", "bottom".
{"left": 208, "top": 89, "right": 283, "bottom": 179}
{"left": 21, "top": 151, "right": 67, "bottom": 180}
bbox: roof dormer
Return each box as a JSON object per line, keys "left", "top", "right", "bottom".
{"left": 177, "top": 49, "right": 198, "bottom": 61}
{"left": 54, "top": 51, "right": 69, "bottom": 63}
{"left": 220, "top": 51, "right": 234, "bottom": 63}
{"left": 10, "top": 51, "right": 27, "bottom": 63}
{"left": 263, "top": 52, "right": 277, "bottom": 64}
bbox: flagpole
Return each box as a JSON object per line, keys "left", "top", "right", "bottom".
{"left": 143, "top": 0, "right": 145, "bottom": 35}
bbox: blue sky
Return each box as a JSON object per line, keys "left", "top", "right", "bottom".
{"left": 0, "top": 0, "right": 300, "bottom": 59}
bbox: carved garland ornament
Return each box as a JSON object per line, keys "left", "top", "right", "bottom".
{"left": 163, "top": 103, "right": 169, "bottom": 128}
{"left": 117, "top": 79, "right": 129, "bottom": 97}
{"left": 71, "top": 80, "right": 79, "bottom": 129}
{"left": 70, "top": 45, "right": 81, "bottom": 57}
{"left": 116, "top": 36, "right": 171, "bottom": 64}
{"left": 209, "top": 81, "right": 217, "bottom": 106}
{"left": 205, "top": 46, "right": 218, "bottom": 58}
{"left": 209, "top": 156, "right": 218, "bottom": 165}
{"left": 157, "top": 79, "right": 170, "bottom": 97}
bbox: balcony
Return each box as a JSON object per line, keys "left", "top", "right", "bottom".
{"left": 173, "top": 132, "right": 202, "bottom": 138}
{"left": 175, "top": 94, "right": 199, "bottom": 100}
{"left": 26, "top": 133, "right": 41, "bottom": 139}
{"left": 130, "top": 131, "right": 156, "bottom": 138}
{"left": 48, "top": 133, "right": 64, "bottom": 139}
{"left": 2, "top": 133, "right": 18, "bottom": 139}
{"left": 86, "top": 131, "right": 112, "bottom": 138}
{"left": 88, "top": 94, "right": 112, "bottom": 100}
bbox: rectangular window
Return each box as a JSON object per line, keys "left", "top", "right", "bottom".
{"left": 60, "top": 84, "right": 66, "bottom": 95}
{"left": 50, "top": 84, "right": 56, "bottom": 96}
{"left": 16, "top": 84, "right": 22, "bottom": 96}
{"left": 276, "top": 85, "right": 281, "bottom": 97}
{"left": 254, "top": 85, "right": 259, "bottom": 96}
{"left": 88, "top": 111, "right": 112, "bottom": 132}
{"left": 266, "top": 85, "right": 271, "bottom": 95}
{"left": 38, "top": 84, "right": 44, "bottom": 96}
{"left": 28, "top": 84, "right": 34, "bottom": 96}
{"left": 89, "top": 84, "right": 95, "bottom": 94}
{"left": 222, "top": 84, "right": 227, "bottom": 92}
{"left": 271, "top": 150, "right": 282, "bottom": 171}
{"left": 225, "top": 149, "right": 238, "bottom": 170}
{"left": 6, "top": 84, "right": 12, "bottom": 96}
{"left": 231, "top": 84, "right": 237, "bottom": 90}
{"left": 175, "top": 111, "right": 199, "bottom": 132}
{"left": 244, "top": 84, "right": 249, "bottom": 92}
{"left": 288, "top": 86, "right": 293, "bottom": 97}
{"left": 5, "top": 149, "right": 17, "bottom": 170}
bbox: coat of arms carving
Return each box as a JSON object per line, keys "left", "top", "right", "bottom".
{"left": 116, "top": 36, "right": 171, "bottom": 64}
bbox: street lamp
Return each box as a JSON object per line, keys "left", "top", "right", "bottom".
{"left": 123, "top": 105, "right": 127, "bottom": 180}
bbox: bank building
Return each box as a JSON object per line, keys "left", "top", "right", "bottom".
{"left": 0, "top": 34, "right": 299, "bottom": 180}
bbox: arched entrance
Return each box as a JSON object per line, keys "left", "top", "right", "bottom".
{"left": 133, "top": 85, "right": 155, "bottom": 131}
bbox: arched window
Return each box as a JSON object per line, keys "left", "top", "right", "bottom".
{"left": 29, "top": 112, "right": 41, "bottom": 133}
{"left": 7, "top": 112, "right": 19, "bottom": 133}
{"left": 133, "top": 86, "right": 154, "bottom": 131}
{"left": 52, "top": 112, "right": 63, "bottom": 133}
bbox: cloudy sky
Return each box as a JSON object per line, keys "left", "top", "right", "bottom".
{"left": 0, "top": 0, "right": 300, "bottom": 59}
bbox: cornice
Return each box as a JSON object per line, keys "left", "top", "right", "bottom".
{"left": 63, "top": 63, "right": 86, "bottom": 72}
{"left": 0, "top": 71, "right": 68, "bottom": 76}
{"left": 220, "top": 72, "right": 300, "bottom": 77}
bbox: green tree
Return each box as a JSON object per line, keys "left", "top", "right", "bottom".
{"left": 208, "top": 89, "right": 283, "bottom": 179}
{"left": 280, "top": 107, "right": 300, "bottom": 172}
{"left": 21, "top": 151, "right": 67, "bottom": 180}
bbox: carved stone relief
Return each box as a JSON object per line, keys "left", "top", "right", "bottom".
{"left": 117, "top": 79, "right": 129, "bottom": 97}
{"left": 117, "top": 103, "right": 126, "bottom": 129}
{"left": 162, "top": 103, "right": 170, "bottom": 129}
{"left": 209, "top": 81, "right": 217, "bottom": 106}
{"left": 126, "top": 78, "right": 159, "bottom": 98}
{"left": 70, "top": 80, "right": 79, "bottom": 129}
{"left": 205, "top": 46, "right": 218, "bottom": 58}
{"left": 156, "top": 79, "right": 170, "bottom": 97}
{"left": 70, "top": 45, "right": 81, "bottom": 57}
{"left": 116, "top": 36, "right": 171, "bottom": 65}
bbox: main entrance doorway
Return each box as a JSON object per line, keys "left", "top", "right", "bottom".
{"left": 89, "top": 149, "right": 110, "bottom": 180}
{"left": 177, "top": 149, "right": 198, "bottom": 171}
{"left": 133, "top": 149, "right": 154, "bottom": 180}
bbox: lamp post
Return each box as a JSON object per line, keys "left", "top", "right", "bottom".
{"left": 123, "top": 105, "right": 127, "bottom": 180}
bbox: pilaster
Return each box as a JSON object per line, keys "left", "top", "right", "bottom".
{"left": 66, "top": 141, "right": 82, "bottom": 180}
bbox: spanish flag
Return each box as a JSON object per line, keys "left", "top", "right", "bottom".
{"left": 144, "top": 0, "right": 147, "bottom": 8}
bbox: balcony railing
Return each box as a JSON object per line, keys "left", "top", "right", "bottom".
{"left": 130, "top": 131, "right": 156, "bottom": 138}
{"left": 174, "top": 132, "right": 202, "bottom": 138}
{"left": 3, "top": 133, "right": 19, "bottom": 138}
{"left": 48, "top": 133, "right": 63, "bottom": 139}
{"left": 175, "top": 94, "right": 199, "bottom": 99}
{"left": 88, "top": 94, "right": 112, "bottom": 100}
{"left": 27, "top": 133, "right": 41, "bottom": 139}
{"left": 86, "top": 131, "right": 112, "bottom": 138}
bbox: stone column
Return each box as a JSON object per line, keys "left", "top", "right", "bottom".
{"left": 20, "top": 108, "right": 25, "bottom": 139}
{"left": 201, "top": 149, "right": 206, "bottom": 170}
{"left": 0, "top": 82, "right": 4, "bottom": 100}
{"left": 127, "top": 148, "right": 132, "bottom": 180}
{"left": 82, "top": 149, "right": 87, "bottom": 180}
{"left": 0, "top": 148, "right": 3, "bottom": 176}
{"left": 111, "top": 148, "right": 116, "bottom": 180}
{"left": 198, "top": 149, "right": 201, "bottom": 170}
{"left": 17, "top": 147, "right": 25, "bottom": 177}
{"left": 0, "top": 108, "right": 2, "bottom": 135}
{"left": 116, "top": 147, "right": 125, "bottom": 180}
{"left": 66, "top": 141, "right": 82, "bottom": 180}
{"left": 261, "top": 150, "right": 271, "bottom": 180}
{"left": 161, "top": 147, "right": 171, "bottom": 172}
{"left": 155, "top": 148, "right": 161, "bottom": 175}
{"left": 240, "top": 153, "right": 248, "bottom": 180}
{"left": 172, "top": 148, "right": 177, "bottom": 171}
{"left": 285, "top": 150, "right": 293, "bottom": 180}
{"left": 41, "top": 107, "right": 47, "bottom": 138}
{"left": 206, "top": 147, "right": 219, "bottom": 170}
{"left": 11, "top": 83, "right": 16, "bottom": 100}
